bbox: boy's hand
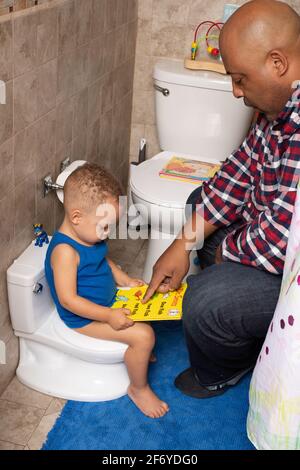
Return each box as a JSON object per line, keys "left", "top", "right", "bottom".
{"left": 124, "top": 277, "right": 145, "bottom": 287}
{"left": 109, "top": 308, "right": 134, "bottom": 330}
{"left": 107, "top": 258, "right": 145, "bottom": 288}
{"left": 117, "top": 272, "right": 145, "bottom": 288}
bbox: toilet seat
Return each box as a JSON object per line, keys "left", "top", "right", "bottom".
{"left": 16, "top": 309, "right": 127, "bottom": 364}
{"left": 130, "top": 151, "right": 220, "bottom": 208}
{"left": 52, "top": 311, "right": 127, "bottom": 361}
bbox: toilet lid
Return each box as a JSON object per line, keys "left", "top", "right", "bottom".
{"left": 130, "top": 151, "right": 220, "bottom": 208}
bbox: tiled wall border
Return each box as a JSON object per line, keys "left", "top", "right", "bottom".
{"left": 0, "top": 1, "right": 55, "bottom": 17}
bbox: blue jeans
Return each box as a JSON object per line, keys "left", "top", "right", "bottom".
{"left": 182, "top": 188, "right": 282, "bottom": 386}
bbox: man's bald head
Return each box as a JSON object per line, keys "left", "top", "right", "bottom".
{"left": 221, "top": 0, "right": 300, "bottom": 57}
{"left": 219, "top": 0, "right": 300, "bottom": 120}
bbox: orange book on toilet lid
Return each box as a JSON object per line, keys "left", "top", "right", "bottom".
{"left": 159, "top": 156, "right": 220, "bottom": 184}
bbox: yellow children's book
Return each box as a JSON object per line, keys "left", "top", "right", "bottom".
{"left": 112, "top": 284, "right": 187, "bottom": 321}
{"left": 159, "top": 156, "right": 220, "bottom": 184}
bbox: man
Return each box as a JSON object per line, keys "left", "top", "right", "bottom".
{"left": 142, "top": 0, "right": 300, "bottom": 398}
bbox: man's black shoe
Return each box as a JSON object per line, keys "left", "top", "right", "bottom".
{"left": 174, "top": 368, "right": 228, "bottom": 399}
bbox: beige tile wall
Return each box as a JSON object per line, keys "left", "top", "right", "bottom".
{"left": 130, "top": 0, "right": 300, "bottom": 162}
{"left": 0, "top": 0, "right": 138, "bottom": 394}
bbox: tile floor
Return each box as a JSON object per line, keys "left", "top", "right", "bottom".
{"left": 0, "top": 237, "right": 148, "bottom": 450}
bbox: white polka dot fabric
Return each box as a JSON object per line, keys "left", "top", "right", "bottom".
{"left": 247, "top": 184, "right": 300, "bottom": 449}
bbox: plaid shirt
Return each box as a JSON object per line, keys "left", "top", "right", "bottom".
{"left": 197, "top": 81, "right": 300, "bottom": 274}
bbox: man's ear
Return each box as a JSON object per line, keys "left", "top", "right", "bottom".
{"left": 268, "top": 50, "right": 288, "bottom": 77}
{"left": 70, "top": 209, "right": 82, "bottom": 225}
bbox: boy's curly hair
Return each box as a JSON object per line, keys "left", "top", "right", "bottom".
{"left": 64, "top": 163, "right": 123, "bottom": 211}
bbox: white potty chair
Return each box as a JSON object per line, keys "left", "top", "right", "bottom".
{"left": 7, "top": 241, "right": 129, "bottom": 402}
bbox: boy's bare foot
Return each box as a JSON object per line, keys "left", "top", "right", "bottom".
{"left": 128, "top": 385, "right": 169, "bottom": 418}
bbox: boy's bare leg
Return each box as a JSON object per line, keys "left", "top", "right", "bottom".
{"left": 145, "top": 322, "right": 156, "bottom": 362}
{"left": 75, "top": 322, "right": 169, "bottom": 418}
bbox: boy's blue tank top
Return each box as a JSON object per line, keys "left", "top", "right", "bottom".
{"left": 45, "top": 232, "right": 117, "bottom": 329}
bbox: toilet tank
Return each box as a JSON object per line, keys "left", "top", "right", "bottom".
{"left": 7, "top": 240, "right": 55, "bottom": 334}
{"left": 153, "top": 59, "right": 253, "bottom": 161}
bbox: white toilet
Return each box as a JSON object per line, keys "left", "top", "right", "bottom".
{"left": 130, "top": 58, "right": 253, "bottom": 282}
{"left": 7, "top": 241, "right": 129, "bottom": 402}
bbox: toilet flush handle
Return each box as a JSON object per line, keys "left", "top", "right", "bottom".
{"left": 154, "top": 84, "right": 170, "bottom": 97}
{"left": 33, "top": 283, "right": 43, "bottom": 294}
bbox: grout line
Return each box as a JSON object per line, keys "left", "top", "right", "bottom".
{"left": 0, "top": 394, "right": 49, "bottom": 449}
{"left": 24, "top": 397, "right": 60, "bottom": 449}
{"left": 0, "top": 373, "right": 16, "bottom": 399}
{"left": 0, "top": 395, "right": 52, "bottom": 411}
{"left": 0, "top": 438, "right": 25, "bottom": 449}
{"left": 27, "top": 405, "right": 64, "bottom": 450}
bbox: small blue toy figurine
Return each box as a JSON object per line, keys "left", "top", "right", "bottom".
{"left": 33, "top": 223, "right": 49, "bottom": 247}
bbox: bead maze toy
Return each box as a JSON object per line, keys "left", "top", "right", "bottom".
{"left": 185, "top": 20, "right": 226, "bottom": 74}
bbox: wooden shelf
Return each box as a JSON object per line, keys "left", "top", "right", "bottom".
{"left": 184, "top": 58, "right": 226, "bottom": 75}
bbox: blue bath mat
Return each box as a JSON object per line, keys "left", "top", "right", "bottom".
{"left": 42, "top": 322, "right": 254, "bottom": 450}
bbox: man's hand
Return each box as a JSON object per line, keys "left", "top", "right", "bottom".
{"left": 142, "top": 239, "right": 190, "bottom": 303}
{"left": 108, "top": 308, "right": 134, "bottom": 330}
